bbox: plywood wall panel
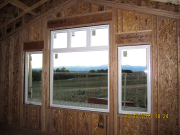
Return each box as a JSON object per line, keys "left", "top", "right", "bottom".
{"left": 152, "top": 15, "right": 158, "bottom": 135}
{"left": 92, "top": 5, "right": 104, "bottom": 12}
{"left": 0, "top": 43, "right": 3, "bottom": 122}
{"left": 52, "top": 109, "right": 63, "bottom": 133}
{"left": 118, "top": 10, "right": 122, "bottom": 33}
{"left": 65, "top": 110, "right": 75, "bottom": 134}
{"left": 158, "top": 3, "right": 174, "bottom": 12}
{"left": 115, "top": 0, "right": 137, "bottom": 5}
{"left": 55, "top": 10, "right": 64, "bottom": 18}
{"left": 106, "top": 7, "right": 112, "bottom": 11}
{"left": 79, "top": 3, "right": 91, "bottom": 14}
{"left": 123, "top": 117, "right": 140, "bottom": 135}
{"left": 31, "top": 107, "right": 41, "bottom": 130}
{"left": 44, "top": 0, "right": 53, "bottom": 12}
{"left": 141, "top": 0, "right": 156, "bottom": 8}
{"left": 139, "top": 13, "right": 151, "bottom": 30}
{"left": 78, "top": 112, "right": 90, "bottom": 135}
{"left": 26, "top": 28, "right": 30, "bottom": 41}
{"left": 66, "top": 3, "right": 77, "bottom": 17}
{"left": 55, "top": 0, "right": 68, "bottom": 5}
{"left": 24, "top": 13, "right": 33, "bottom": 24}
{"left": 92, "top": 114, "right": 106, "bottom": 135}
{"left": 140, "top": 119, "right": 151, "bottom": 135}
{"left": 32, "top": 24, "right": 40, "bottom": 41}
{"left": 123, "top": 11, "right": 138, "bottom": 32}
{"left": 3, "top": 39, "right": 10, "bottom": 123}
{"left": 23, "top": 106, "right": 41, "bottom": 130}
{"left": 158, "top": 17, "right": 178, "bottom": 134}
{"left": 12, "top": 34, "right": 20, "bottom": 125}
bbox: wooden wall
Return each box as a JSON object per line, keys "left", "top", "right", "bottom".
{"left": 0, "top": 0, "right": 179, "bottom": 135}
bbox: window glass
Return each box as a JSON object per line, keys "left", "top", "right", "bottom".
{"left": 53, "top": 32, "right": 67, "bottom": 48}
{"left": 118, "top": 45, "right": 151, "bottom": 114}
{"left": 25, "top": 52, "right": 42, "bottom": 105}
{"left": 71, "top": 30, "right": 86, "bottom": 47}
{"left": 53, "top": 51, "right": 108, "bottom": 109}
{"left": 91, "top": 28, "right": 108, "bottom": 46}
{"left": 50, "top": 25, "right": 109, "bottom": 112}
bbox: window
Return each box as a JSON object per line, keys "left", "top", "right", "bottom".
{"left": 24, "top": 51, "right": 43, "bottom": 105}
{"left": 118, "top": 45, "right": 151, "bottom": 114}
{"left": 50, "top": 25, "right": 109, "bottom": 112}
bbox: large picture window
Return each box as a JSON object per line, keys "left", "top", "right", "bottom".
{"left": 50, "top": 25, "right": 109, "bottom": 112}
{"left": 24, "top": 51, "right": 43, "bottom": 105}
{"left": 118, "top": 45, "right": 151, "bottom": 114}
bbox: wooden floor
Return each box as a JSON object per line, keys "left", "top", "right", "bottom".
{"left": 0, "top": 123, "right": 53, "bottom": 135}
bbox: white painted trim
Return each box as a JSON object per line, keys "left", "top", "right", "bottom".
{"left": 24, "top": 51, "right": 43, "bottom": 106}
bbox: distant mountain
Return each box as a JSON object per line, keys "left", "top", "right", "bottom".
{"left": 53, "top": 65, "right": 146, "bottom": 72}
{"left": 122, "top": 65, "right": 146, "bottom": 72}
{"left": 32, "top": 68, "right": 42, "bottom": 71}
{"left": 54, "top": 65, "right": 108, "bottom": 72}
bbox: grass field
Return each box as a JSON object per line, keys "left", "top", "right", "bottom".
{"left": 29, "top": 71, "right": 147, "bottom": 109}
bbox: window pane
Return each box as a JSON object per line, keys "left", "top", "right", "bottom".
{"left": 71, "top": 30, "right": 86, "bottom": 47}
{"left": 53, "top": 51, "right": 108, "bottom": 109}
{"left": 53, "top": 32, "right": 67, "bottom": 48}
{"left": 121, "top": 48, "right": 148, "bottom": 112}
{"left": 91, "top": 28, "right": 108, "bottom": 46}
{"left": 26, "top": 53, "right": 42, "bottom": 104}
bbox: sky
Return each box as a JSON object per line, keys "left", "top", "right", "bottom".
{"left": 121, "top": 48, "right": 147, "bottom": 66}
{"left": 31, "top": 49, "right": 147, "bottom": 68}
{"left": 54, "top": 51, "right": 108, "bottom": 67}
{"left": 31, "top": 54, "right": 42, "bottom": 68}
{"left": 31, "top": 27, "right": 147, "bottom": 68}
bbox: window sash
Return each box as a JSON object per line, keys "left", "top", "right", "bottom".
{"left": 24, "top": 51, "right": 43, "bottom": 105}
{"left": 50, "top": 25, "right": 109, "bottom": 112}
{"left": 118, "top": 45, "right": 151, "bottom": 114}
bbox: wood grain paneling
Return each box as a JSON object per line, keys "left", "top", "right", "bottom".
{"left": 66, "top": 3, "right": 77, "bottom": 17}
{"left": 23, "top": 105, "right": 41, "bottom": 130}
{"left": 44, "top": 0, "right": 53, "bottom": 12}
{"left": 23, "top": 41, "right": 44, "bottom": 51}
{"left": 52, "top": 109, "right": 63, "bottom": 133}
{"left": 139, "top": 13, "right": 151, "bottom": 30}
{"left": 79, "top": 2, "right": 91, "bottom": 14}
{"left": 0, "top": 42, "right": 3, "bottom": 122}
{"left": 12, "top": 34, "right": 20, "bottom": 125}
{"left": 92, "top": 114, "right": 106, "bottom": 135}
{"left": 78, "top": 112, "right": 90, "bottom": 135}
{"left": 116, "top": 31, "right": 152, "bottom": 44}
{"left": 118, "top": 10, "right": 122, "bottom": 33}
{"left": 92, "top": 5, "right": 104, "bottom": 12}
{"left": 47, "top": 11, "right": 112, "bottom": 28}
{"left": 123, "top": 10, "right": 138, "bottom": 32}
{"left": 3, "top": 39, "right": 10, "bottom": 123}
{"left": 123, "top": 117, "right": 140, "bottom": 135}
{"left": 65, "top": 110, "right": 75, "bottom": 134}
{"left": 32, "top": 24, "right": 40, "bottom": 41}
{"left": 158, "top": 17, "right": 178, "bottom": 134}
{"left": 152, "top": 15, "right": 158, "bottom": 135}
{"left": 140, "top": 118, "right": 151, "bottom": 135}
{"left": 55, "top": 10, "right": 64, "bottom": 18}
{"left": 26, "top": 28, "right": 30, "bottom": 41}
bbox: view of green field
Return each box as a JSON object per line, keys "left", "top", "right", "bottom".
{"left": 29, "top": 69, "right": 147, "bottom": 111}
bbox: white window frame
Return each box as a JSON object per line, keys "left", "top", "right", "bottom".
{"left": 118, "top": 45, "right": 151, "bottom": 114}
{"left": 50, "top": 24, "right": 109, "bottom": 112}
{"left": 24, "top": 51, "right": 42, "bottom": 105}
